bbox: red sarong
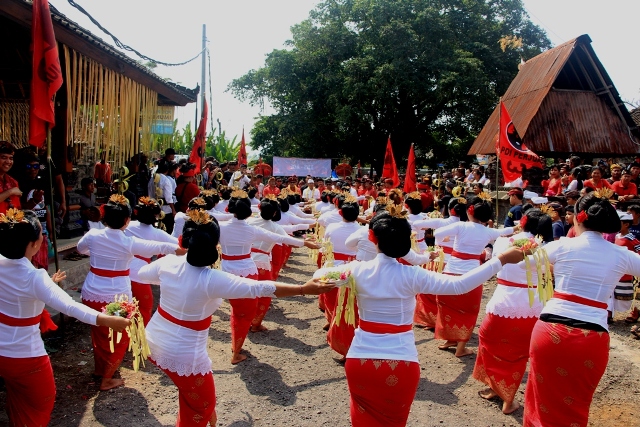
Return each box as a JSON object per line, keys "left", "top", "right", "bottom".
{"left": 229, "top": 273, "right": 259, "bottom": 354}
{"left": 473, "top": 313, "right": 538, "bottom": 403}
{"left": 83, "top": 299, "right": 129, "bottom": 378}
{"left": 320, "top": 288, "right": 339, "bottom": 324}
{"left": 271, "top": 244, "right": 285, "bottom": 278}
{"left": 31, "top": 233, "right": 49, "bottom": 269}
{"left": 435, "top": 282, "right": 483, "bottom": 342}
{"left": 327, "top": 289, "right": 359, "bottom": 356}
{"left": 251, "top": 268, "right": 273, "bottom": 328}
{"left": 523, "top": 321, "right": 609, "bottom": 427}
{"left": 414, "top": 294, "right": 438, "bottom": 328}
{"left": 131, "top": 281, "right": 153, "bottom": 326}
{"left": 345, "top": 358, "right": 420, "bottom": 427}
{"left": 152, "top": 360, "right": 216, "bottom": 426}
{"left": 0, "top": 355, "right": 55, "bottom": 427}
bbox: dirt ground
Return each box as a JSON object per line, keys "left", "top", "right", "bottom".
{"left": 2, "top": 247, "right": 639, "bottom": 426}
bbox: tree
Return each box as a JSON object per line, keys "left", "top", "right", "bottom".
{"left": 150, "top": 122, "right": 239, "bottom": 162}
{"left": 229, "top": 0, "right": 550, "bottom": 171}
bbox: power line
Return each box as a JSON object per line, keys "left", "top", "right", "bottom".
{"left": 64, "top": 0, "right": 205, "bottom": 67}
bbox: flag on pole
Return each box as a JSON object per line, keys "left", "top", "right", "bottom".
{"left": 381, "top": 136, "right": 400, "bottom": 187}
{"left": 238, "top": 128, "right": 248, "bottom": 166}
{"left": 189, "top": 100, "right": 208, "bottom": 169}
{"left": 403, "top": 143, "right": 417, "bottom": 193}
{"left": 497, "top": 102, "right": 542, "bottom": 182}
{"left": 29, "top": 0, "right": 63, "bottom": 147}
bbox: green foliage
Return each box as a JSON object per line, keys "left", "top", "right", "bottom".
{"left": 229, "top": 0, "right": 550, "bottom": 170}
{"left": 207, "top": 132, "right": 240, "bottom": 162}
{"left": 150, "top": 121, "right": 240, "bottom": 162}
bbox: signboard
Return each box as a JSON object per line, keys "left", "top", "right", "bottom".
{"left": 151, "top": 106, "right": 175, "bottom": 135}
{"left": 272, "top": 157, "right": 332, "bottom": 177}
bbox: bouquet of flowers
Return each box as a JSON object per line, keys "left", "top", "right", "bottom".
{"left": 425, "top": 246, "right": 445, "bottom": 273}
{"left": 102, "top": 295, "right": 150, "bottom": 372}
{"left": 508, "top": 236, "right": 553, "bottom": 307}
{"left": 319, "top": 270, "right": 351, "bottom": 286}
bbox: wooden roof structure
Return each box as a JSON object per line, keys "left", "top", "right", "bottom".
{"left": 468, "top": 34, "right": 640, "bottom": 156}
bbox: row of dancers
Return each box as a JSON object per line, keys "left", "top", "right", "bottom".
{"left": 0, "top": 185, "right": 637, "bottom": 427}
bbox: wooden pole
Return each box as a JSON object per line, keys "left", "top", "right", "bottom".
{"left": 495, "top": 99, "right": 501, "bottom": 227}
{"left": 46, "top": 124, "right": 60, "bottom": 274}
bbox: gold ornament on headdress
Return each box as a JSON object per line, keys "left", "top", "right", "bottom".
{"left": 343, "top": 194, "right": 358, "bottom": 204}
{"left": 137, "top": 196, "right": 158, "bottom": 207}
{"left": 386, "top": 204, "right": 408, "bottom": 219}
{"left": 539, "top": 204, "right": 554, "bottom": 215}
{"left": 231, "top": 189, "right": 248, "bottom": 199}
{"left": 594, "top": 187, "right": 614, "bottom": 201}
{"left": 190, "top": 197, "right": 207, "bottom": 207}
{"left": 200, "top": 189, "right": 218, "bottom": 197}
{"left": 109, "top": 194, "right": 129, "bottom": 206}
{"left": 457, "top": 197, "right": 467, "bottom": 205}
{"left": 406, "top": 191, "right": 421, "bottom": 200}
{"left": 376, "top": 196, "right": 389, "bottom": 206}
{"left": 0, "top": 208, "right": 26, "bottom": 226}
{"left": 263, "top": 194, "right": 277, "bottom": 201}
{"left": 388, "top": 188, "right": 403, "bottom": 198}
{"left": 478, "top": 191, "right": 492, "bottom": 202}
{"left": 278, "top": 189, "right": 290, "bottom": 199}
{"left": 186, "top": 209, "right": 212, "bottom": 225}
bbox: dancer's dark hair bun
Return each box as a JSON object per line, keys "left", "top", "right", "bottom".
{"left": 448, "top": 197, "right": 468, "bottom": 221}
{"left": 0, "top": 209, "right": 41, "bottom": 259}
{"left": 522, "top": 209, "right": 553, "bottom": 243}
{"left": 259, "top": 197, "right": 279, "bottom": 221}
{"left": 103, "top": 194, "right": 132, "bottom": 229}
{"left": 404, "top": 193, "right": 423, "bottom": 215}
{"left": 228, "top": 190, "right": 252, "bottom": 220}
{"left": 340, "top": 199, "right": 360, "bottom": 222}
{"left": 370, "top": 211, "right": 411, "bottom": 258}
{"left": 466, "top": 196, "right": 492, "bottom": 223}
{"left": 181, "top": 212, "right": 220, "bottom": 267}
{"left": 135, "top": 197, "right": 161, "bottom": 225}
{"left": 576, "top": 193, "right": 620, "bottom": 234}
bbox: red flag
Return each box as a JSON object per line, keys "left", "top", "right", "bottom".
{"left": 498, "top": 102, "right": 542, "bottom": 182}
{"left": 29, "top": 0, "right": 63, "bottom": 147}
{"left": 189, "top": 101, "right": 208, "bottom": 169}
{"left": 238, "top": 128, "right": 248, "bottom": 166}
{"left": 381, "top": 136, "right": 400, "bottom": 187}
{"left": 403, "top": 144, "right": 417, "bottom": 193}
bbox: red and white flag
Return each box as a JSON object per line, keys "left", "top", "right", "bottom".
{"left": 497, "top": 102, "right": 542, "bottom": 182}
{"left": 189, "top": 101, "right": 208, "bottom": 169}
{"left": 381, "top": 136, "right": 400, "bottom": 187}
{"left": 29, "top": 0, "right": 63, "bottom": 147}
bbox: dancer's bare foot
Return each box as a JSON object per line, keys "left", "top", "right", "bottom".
{"left": 250, "top": 324, "right": 268, "bottom": 332}
{"left": 455, "top": 348, "right": 474, "bottom": 358}
{"left": 209, "top": 411, "right": 218, "bottom": 426}
{"left": 502, "top": 400, "right": 520, "bottom": 414}
{"left": 100, "top": 378, "right": 124, "bottom": 391}
{"left": 231, "top": 352, "right": 248, "bottom": 364}
{"left": 478, "top": 388, "right": 498, "bottom": 400}
{"left": 438, "top": 340, "right": 457, "bottom": 350}
{"left": 337, "top": 356, "right": 346, "bottom": 364}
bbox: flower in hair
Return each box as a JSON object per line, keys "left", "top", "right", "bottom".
{"left": 519, "top": 215, "right": 528, "bottom": 228}
{"left": 186, "top": 209, "right": 212, "bottom": 225}
{"left": 467, "top": 205, "right": 475, "bottom": 216}
{"left": 231, "top": 189, "right": 248, "bottom": 199}
{"left": 109, "top": 194, "right": 129, "bottom": 206}
{"left": 0, "top": 208, "right": 27, "bottom": 227}
{"left": 576, "top": 210, "right": 588, "bottom": 223}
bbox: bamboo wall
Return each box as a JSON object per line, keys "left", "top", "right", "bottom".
{"left": 0, "top": 102, "right": 29, "bottom": 148}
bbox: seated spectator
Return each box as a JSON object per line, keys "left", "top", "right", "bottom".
{"left": 612, "top": 170, "right": 637, "bottom": 202}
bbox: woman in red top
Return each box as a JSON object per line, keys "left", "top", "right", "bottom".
{"left": 0, "top": 141, "right": 21, "bottom": 214}
{"left": 583, "top": 167, "right": 612, "bottom": 191}
{"left": 544, "top": 164, "right": 563, "bottom": 196}
{"left": 175, "top": 164, "right": 201, "bottom": 213}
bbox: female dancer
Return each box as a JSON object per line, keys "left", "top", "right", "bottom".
{"left": 139, "top": 211, "right": 334, "bottom": 427}
{"left": 0, "top": 209, "right": 129, "bottom": 426}
{"left": 433, "top": 196, "right": 515, "bottom": 357}
{"left": 522, "top": 191, "right": 640, "bottom": 426}
{"left": 219, "top": 189, "right": 310, "bottom": 364}
{"left": 77, "top": 194, "right": 184, "bottom": 390}
{"left": 473, "top": 208, "right": 552, "bottom": 414}
{"left": 314, "top": 209, "right": 524, "bottom": 427}
{"left": 125, "top": 197, "right": 178, "bottom": 324}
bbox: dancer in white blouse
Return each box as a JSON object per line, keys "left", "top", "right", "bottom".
{"left": 139, "top": 210, "right": 334, "bottom": 427}
{"left": 77, "top": 194, "right": 184, "bottom": 390}
{"left": 0, "top": 209, "right": 129, "bottom": 427}
{"left": 433, "top": 195, "right": 515, "bottom": 357}
{"left": 314, "top": 209, "right": 524, "bottom": 427}
{"left": 473, "top": 208, "right": 552, "bottom": 414}
{"left": 520, "top": 191, "right": 640, "bottom": 426}
{"left": 314, "top": 190, "right": 334, "bottom": 213}
{"left": 219, "top": 190, "right": 310, "bottom": 364}
{"left": 125, "top": 197, "right": 178, "bottom": 325}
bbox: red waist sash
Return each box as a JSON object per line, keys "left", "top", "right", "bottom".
{"left": 416, "top": 238, "right": 425, "bottom": 243}
{"left": 496, "top": 278, "right": 530, "bottom": 289}
{"left": 451, "top": 250, "right": 483, "bottom": 261}
{"left": 157, "top": 306, "right": 212, "bottom": 331}
{"left": 90, "top": 267, "right": 130, "bottom": 277}
{"left": 251, "top": 248, "right": 270, "bottom": 255}
{"left": 0, "top": 310, "right": 58, "bottom": 333}
{"left": 359, "top": 319, "right": 412, "bottom": 334}
{"left": 220, "top": 253, "right": 251, "bottom": 261}
{"left": 552, "top": 291, "right": 608, "bottom": 310}
{"left": 134, "top": 255, "right": 152, "bottom": 263}
{"left": 442, "top": 246, "right": 453, "bottom": 254}
{"left": 334, "top": 252, "right": 355, "bottom": 262}
{"left": 396, "top": 257, "right": 412, "bottom": 266}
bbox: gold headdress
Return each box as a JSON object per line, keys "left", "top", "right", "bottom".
{"left": 0, "top": 208, "right": 27, "bottom": 227}
{"left": 278, "top": 188, "right": 291, "bottom": 199}
{"left": 200, "top": 189, "right": 218, "bottom": 197}
{"left": 109, "top": 194, "right": 129, "bottom": 206}
{"left": 376, "top": 196, "right": 389, "bottom": 206}
{"left": 343, "top": 194, "right": 358, "bottom": 204}
{"left": 405, "top": 191, "right": 421, "bottom": 200}
{"left": 190, "top": 197, "right": 207, "bottom": 207}
{"left": 186, "top": 209, "right": 212, "bottom": 225}
{"left": 539, "top": 204, "right": 554, "bottom": 215}
{"left": 386, "top": 204, "right": 408, "bottom": 219}
{"left": 137, "top": 196, "right": 158, "bottom": 207}
{"left": 594, "top": 187, "right": 614, "bottom": 201}
{"left": 263, "top": 194, "right": 277, "bottom": 201}
{"left": 230, "top": 189, "right": 248, "bottom": 199}
{"left": 457, "top": 197, "right": 467, "bottom": 204}
{"left": 478, "top": 191, "right": 492, "bottom": 202}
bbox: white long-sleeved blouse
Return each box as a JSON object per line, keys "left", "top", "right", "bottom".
{"left": 124, "top": 221, "right": 178, "bottom": 284}
{"left": 247, "top": 217, "right": 304, "bottom": 270}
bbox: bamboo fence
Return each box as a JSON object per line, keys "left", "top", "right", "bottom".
{"left": 0, "top": 101, "right": 29, "bottom": 148}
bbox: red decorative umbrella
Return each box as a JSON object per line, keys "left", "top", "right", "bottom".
{"left": 252, "top": 160, "right": 272, "bottom": 177}
{"left": 335, "top": 163, "right": 353, "bottom": 179}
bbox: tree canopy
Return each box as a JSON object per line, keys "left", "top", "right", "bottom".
{"left": 229, "top": 0, "right": 551, "bottom": 170}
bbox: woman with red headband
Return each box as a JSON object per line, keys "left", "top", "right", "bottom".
{"left": 433, "top": 195, "right": 516, "bottom": 357}
{"left": 77, "top": 194, "right": 185, "bottom": 390}
{"left": 0, "top": 209, "right": 129, "bottom": 426}
{"left": 314, "top": 208, "right": 524, "bottom": 427}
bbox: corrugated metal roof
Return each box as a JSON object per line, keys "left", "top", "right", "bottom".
{"left": 468, "top": 34, "right": 639, "bottom": 155}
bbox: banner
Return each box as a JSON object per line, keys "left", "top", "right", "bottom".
{"left": 273, "top": 157, "right": 332, "bottom": 177}
{"left": 498, "top": 102, "right": 542, "bottom": 182}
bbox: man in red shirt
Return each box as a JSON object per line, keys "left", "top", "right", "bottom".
{"left": 0, "top": 141, "right": 21, "bottom": 214}
{"left": 262, "top": 177, "right": 281, "bottom": 197}
{"left": 612, "top": 169, "right": 637, "bottom": 201}
{"left": 418, "top": 181, "right": 434, "bottom": 212}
